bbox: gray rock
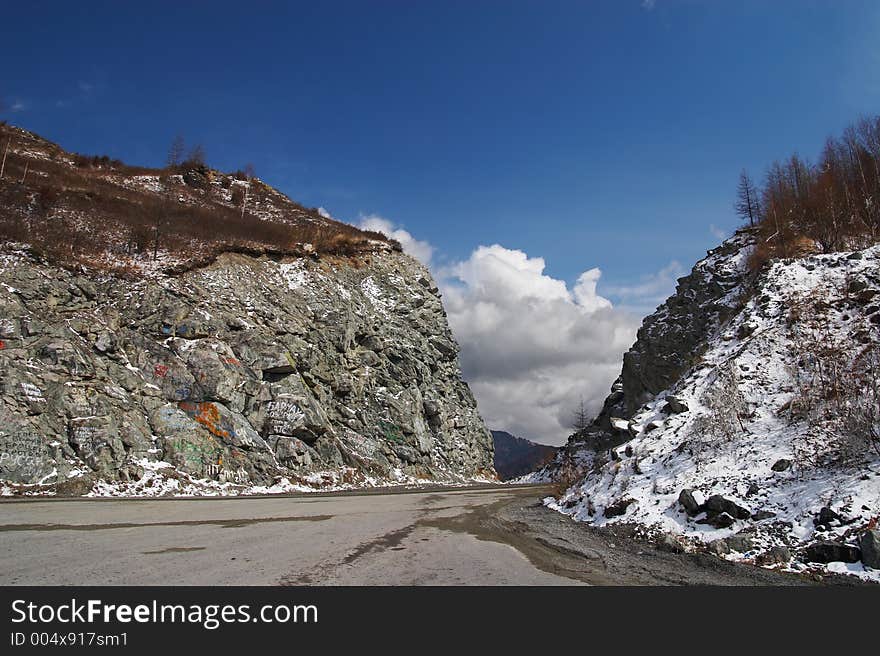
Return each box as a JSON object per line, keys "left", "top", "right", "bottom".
{"left": 678, "top": 488, "right": 703, "bottom": 516}
{"left": 663, "top": 396, "right": 690, "bottom": 414}
{"left": 725, "top": 534, "right": 754, "bottom": 553}
{"left": 705, "top": 494, "right": 751, "bottom": 519}
{"left": 771, "top": 458, "right": 791, "bottom": 472}
{"left": 0, "top": 248, "right": 495, "bottom": 493}
{"left": 756, "top": 546, "right": 792, "bottom": 566}
{"left": 803, "top": 541, "right": 861, "bottom": 564}
{"left": 859, "top": 529, "right": 880, "bottom": 569}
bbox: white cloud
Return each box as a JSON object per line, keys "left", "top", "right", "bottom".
{"left": 10, "top": 100, "right": 26, "bottom": 112}
{"left": 709, "top": 224, "right": 728, "bottom": 241}
{"left": 440, "top": 245, "right": 639, "bottom": 445}
{"left": 641, "top": 0, "right": 656, "bottom": 10}
{"left": 602, "top": 260, "right": 685, "bottom": 316}
{"left": 317, "top": 206, "right": 333, "bottom": 219}
{"left": 357, "top": 214, "right": 434, "bottom": 266}
{"left": 345, "top": 219, "right": 646, "bottom": 445}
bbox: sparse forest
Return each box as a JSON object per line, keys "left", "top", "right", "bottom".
{"left": 738, "top": 115, "right": 880, "bottom": 268}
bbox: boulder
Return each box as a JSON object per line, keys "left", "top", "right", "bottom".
{"left": 604, "top": 497, "right": 635, "bottom": 518}
{"left": 771, "top": 458, "right": 791, "bottom": 472}
{"left": 803, "top": 541, "right": 861, "bottom": 564}
{"left": 756, "top": 546, "right": 792, "bottom": 566}
{"left": 662, "top": 396, "right": 689, "bottom": 414}
{"left": 678, "top": 488, "right": 704, "bottom": 517}
{"left": 704, "top": 495, "right": 751, "bottom": 520}
{"left": 859, "top": 530, "right": 880, "bottom": 569}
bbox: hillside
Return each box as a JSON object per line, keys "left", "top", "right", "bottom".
{"left": 0, "top": 123, "right": 398, "bottom": 277}
{"left": 537, "top": 230, "right": 880, "bottom": 582}
{"left": 491, "top": 430, "right": 557, "bottom": 480}
{"left": 0, "top": 125, "right": 496, "bottom": 495}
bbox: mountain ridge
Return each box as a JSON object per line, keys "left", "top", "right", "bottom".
{"left": 490, "top": 430, "right": 557, "bottom": 480}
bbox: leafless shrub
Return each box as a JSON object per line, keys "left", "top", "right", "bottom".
{"left": 787, "top": 291, "right": 880, "bottom": 465}
{"left": 691, "top": 360, "right": 748, "bottom": 454}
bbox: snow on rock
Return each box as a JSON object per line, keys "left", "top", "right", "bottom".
{"left": 550, "top": 242, "right": 880, "bottom": 583}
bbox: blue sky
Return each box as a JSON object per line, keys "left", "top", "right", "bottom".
{"left": 4, "top": 1, "right": 879, "bottom": 442}
{"left": 3, "top": 1, "right": 878, "bottom": 302}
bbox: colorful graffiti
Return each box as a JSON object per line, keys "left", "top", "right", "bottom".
{"left": 153, "top": 364, "right": 169, "bottom": 378}
{"left": 177, "top": 401, "right": 237, "bottom": 441}
{"left": 169, "top": 436, "right": 220, "bottom": 468}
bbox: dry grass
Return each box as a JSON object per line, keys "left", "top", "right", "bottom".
{"left": 0, "top": 123, "right": 401, "bottom": 276}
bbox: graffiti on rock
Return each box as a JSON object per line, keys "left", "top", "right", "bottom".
{"left": 178, "top": 401, "right": 237, "bottom": 441}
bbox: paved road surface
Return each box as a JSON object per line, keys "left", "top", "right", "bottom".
{"left": 0, "top": 485, "right": 820, "bottom": 585}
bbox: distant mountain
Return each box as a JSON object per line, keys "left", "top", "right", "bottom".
{"left": 491, "top": 431, "right": 557, "bottom": 481}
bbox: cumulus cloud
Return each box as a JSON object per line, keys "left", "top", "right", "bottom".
{"left": 602, "top": 260, "right": 685, "bottom": 316}
{"left": 358, "top": 214, "right": 434, "bottom": 266}
{"left": 440, "top": 245, "right": 639, "bottom": 445}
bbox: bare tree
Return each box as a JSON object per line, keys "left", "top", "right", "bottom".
{"left": 240, "top": 163, "right": 255, "bottom": 219}
{"left": 167, "top": 135, "right": 185, "bottom": 168}
{"left": 185, "top": 144, "right": 206, "bottom": 167}
{"left": 0, "top": 139, "right": 10, "bottom": 179}
{"left": 570, "top": 397, "right": 591, "bottom": 432}
{"left": 735, "top": 169, "right": 760, "bottom": 226}
{"left": 152, "top": 199, "right": 171, "bottom": 261}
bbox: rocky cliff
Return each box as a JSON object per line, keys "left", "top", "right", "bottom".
{"left": 572, "top": 229, "right": 756, "bottom": 448}
{"left": 0, "top": 247, "right": 495, "bottom": 495}
{"left": 542, "top": 231, "right": 880, "bottom": 581}
{"left": 0, "top": 126, "right": 494, "bottom": 496}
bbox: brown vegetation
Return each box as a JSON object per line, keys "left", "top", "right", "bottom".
{"left": 739, "top": 115, "right": 880, "bottom": 269}
{"left": 0, "top": 124, "right": 400, "bottom": 276}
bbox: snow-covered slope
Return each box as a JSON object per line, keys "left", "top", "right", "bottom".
{"left": 550, "top": 240, "right": 880, "bottom": 582}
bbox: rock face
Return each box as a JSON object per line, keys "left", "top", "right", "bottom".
{"left": 572, "top": 229, "right": 756, "bottom": 446}
{"left": 545, "top": 230, "right": 880, "bottom": 580}
{"left": 0, "top": 249, "right": 495, "bottom": 493}
{"left": 618, "top": 230, "right": 755, "bottom": 417}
